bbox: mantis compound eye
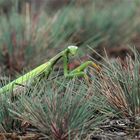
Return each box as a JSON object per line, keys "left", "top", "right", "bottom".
{"left": 68, "top": 46, "right": 78, "bottom": 55}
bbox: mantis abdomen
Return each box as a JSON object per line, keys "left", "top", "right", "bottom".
{"left": 0, "top": 62, "right": 52, "bottom": 94}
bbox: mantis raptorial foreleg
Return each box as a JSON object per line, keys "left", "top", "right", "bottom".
{"left": 64, "top": 60, "right": 100, "bottom": 78}
{"left": 59, "top": 47, "right": 99, "bottom": 82}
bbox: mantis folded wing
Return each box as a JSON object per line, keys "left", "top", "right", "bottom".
{"left": 0, "top": 46, "right": 100, "bottom": 94}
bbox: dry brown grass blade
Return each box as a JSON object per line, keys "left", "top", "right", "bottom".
{"left": 0, "top": 133, "right": 40, "bottom": 140}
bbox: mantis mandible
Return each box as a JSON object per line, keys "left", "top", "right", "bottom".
{"left": 0, "top": 46, "right": 100, "bottom": 94}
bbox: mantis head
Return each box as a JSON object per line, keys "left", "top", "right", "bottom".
{"left": 68, "top": 46, "right": 78, "bottom": 55}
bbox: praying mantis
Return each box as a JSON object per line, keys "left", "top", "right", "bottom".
{"left": 0, "top": 46, "right": 100, "bottom": 94}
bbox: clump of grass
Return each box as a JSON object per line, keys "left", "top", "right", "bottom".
{"left": 0, "top": 93, "right": 20, "bottom": 133}
{"left": 51, "top": 0, "right": 140, "bottom": 48}
{"left": 10, "top": 78, "right": 106, "bottom": 139}
{"left": 91, "top": 48, "right": 140, "bottom": 120}
{"left": 0, "top": 9, "right": 51, "bottom": 75}
{"left": 1, "top": 0, "right": 140, "bottom": 75}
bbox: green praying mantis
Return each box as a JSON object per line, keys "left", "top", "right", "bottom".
{"left": 0, "top": 46, "right": 100, "bottom": 94}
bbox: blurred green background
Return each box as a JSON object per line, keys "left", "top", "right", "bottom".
{"left": 0, "top": 0, "right": 140, "bottom": 76}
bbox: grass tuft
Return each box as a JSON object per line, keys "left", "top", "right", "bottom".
{"left": 10, "top": 78, "right": 106, "bottom": 139}
{"left": 91, "top": 48, "right": 140, "bottom": 119}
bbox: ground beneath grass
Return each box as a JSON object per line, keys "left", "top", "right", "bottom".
{"left": 1, "top": 118, "right": 140, "bottom": 140}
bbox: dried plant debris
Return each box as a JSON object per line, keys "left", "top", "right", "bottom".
{"left": 90, "top": 117, "right": 140, "bottom": 140}
{"left": 0, "top": 132, "right": 40, "bottom": 140}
